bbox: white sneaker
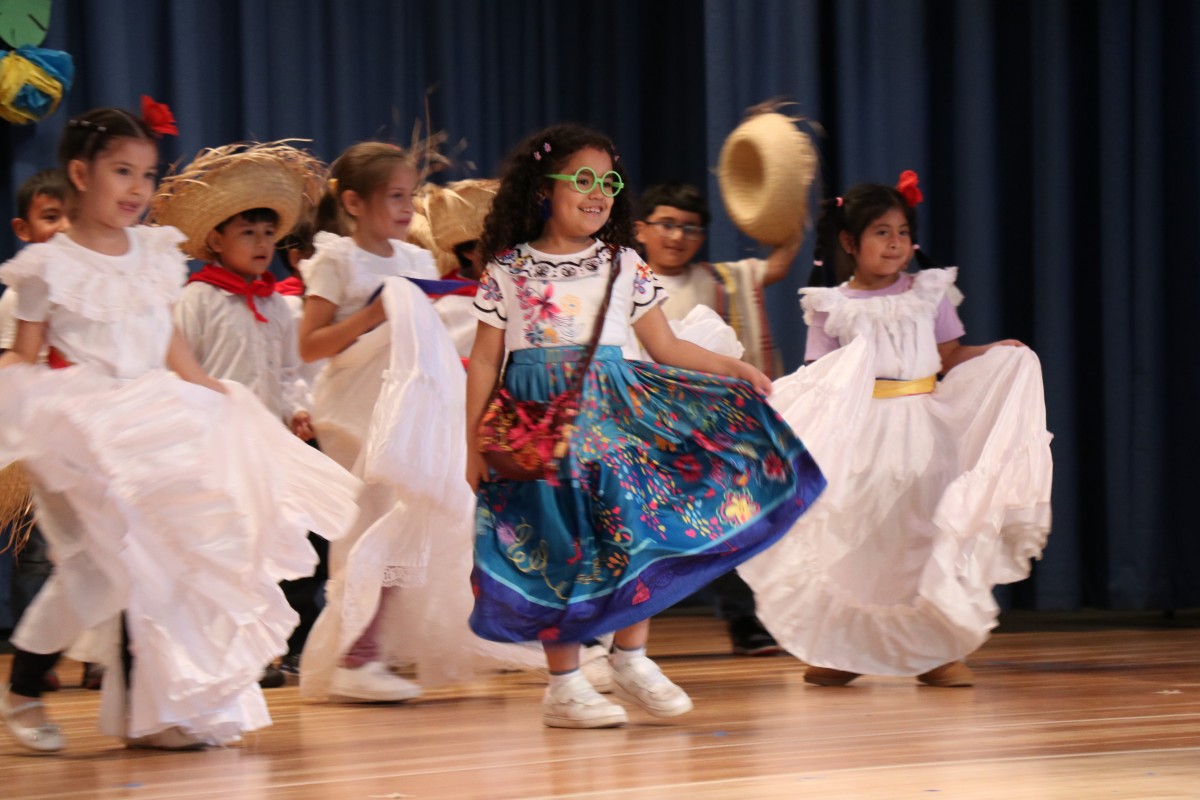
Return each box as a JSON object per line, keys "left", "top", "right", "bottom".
{"left": 1, "top": 687, "right": 64, "bottom": 754}
{"left": 580, "top": 644, "right": 614, "bottom": 693}
{"left": 611, "top": 655, "right": 693, "bottom": 718}
{"left": 542, "top": 673, "right": 628, "bottom": 729}
{"left": 329, "top": 661, "right": 423, "bottom": 703}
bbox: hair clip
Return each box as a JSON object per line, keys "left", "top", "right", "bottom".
{"left": 69, "top": 119, "right": 107, "bottom": 133}
{"left": 543, "top": 142, "right": 551, "bottom": 152}
{"left": 328, "top": 177, "right": 339, "bottom": 192}
{"left": 533, "top": 151, "right": 541, "bottom": 161}
{"left": 913, "top": 243, "right": 921, "bottom": 250}
{"left": 836, "top": 196, "right": 844, "bottom": 207}
{"left": 812, "top": 259, "right": 824, "bottom": 267}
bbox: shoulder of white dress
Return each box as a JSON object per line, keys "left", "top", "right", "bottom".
{"left": 911, "top": 267, "right": 962, "bottom": 305}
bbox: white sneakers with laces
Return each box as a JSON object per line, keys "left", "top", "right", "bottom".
{"left": 542, "top": 672, "right": 628, "bottom": 729}
{"left": 610, "top": 654, "right": 693, "bottom": 718}
{"left": 329, "top": 661, "right": 423, "bottom": 702}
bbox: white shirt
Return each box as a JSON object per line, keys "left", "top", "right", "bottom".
{"left": 174, "top": 279, "right": 310, "bottom": 421}
{"left": 655, "top": 258, "right": 767, "bottom": 322}
{"left": 0, "top": 288, "right": 18, "bottom": 350}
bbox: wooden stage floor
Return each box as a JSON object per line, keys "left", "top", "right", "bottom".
{"left": 2, "top": 615, "right": 1198, "bottom": 799}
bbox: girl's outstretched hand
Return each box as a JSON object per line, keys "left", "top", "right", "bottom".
{"left": 466, "top": 447, "right": 489, "bottom": 492}
{"left": 732, "top": 361, "right": 773, "bottom": 397}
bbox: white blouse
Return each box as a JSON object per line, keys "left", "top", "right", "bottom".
{"left": 299, "top": 232, "right": 437, "bottom": 322}
{"left": 0, "top": 227, "right": 186, "bottom": 378}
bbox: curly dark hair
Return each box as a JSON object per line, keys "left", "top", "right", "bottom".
{"left": 479, "top": 123, "right": 635, "bottom": 264}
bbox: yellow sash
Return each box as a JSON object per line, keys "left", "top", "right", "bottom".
{"left": 873, "top": 374, "right": 937, "bottom": 399}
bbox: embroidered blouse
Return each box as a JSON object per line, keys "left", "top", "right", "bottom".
{"left": 470, "top": 240, "right": 664, "bottom": 352}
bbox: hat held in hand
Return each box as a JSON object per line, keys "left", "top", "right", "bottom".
{"left": 717, "top": 108, "right": 818, "bottom": 246}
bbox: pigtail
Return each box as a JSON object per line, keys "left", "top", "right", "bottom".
{"left": 808, "top": 197, "right": 848, "bottom": 287}
{"left": 313, "top": 181, "right": 346, "bottom": 235}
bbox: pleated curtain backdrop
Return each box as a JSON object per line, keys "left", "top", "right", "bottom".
{"left": 0, "top": 0, "right": 1195, "bottom": 625}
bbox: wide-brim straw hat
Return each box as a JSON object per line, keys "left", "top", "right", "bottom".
{"left": 717, "top": 111, "right": 818, "bottom": 245}
{"left": 150, "top": 141, "right": 326, "bottom": 261}
{"left": 0, "top": 462, "right": 33, "bottom": 550}
{"left": 411, "top": 179, "right": 498, "bottom": 276}
{"left": 405, "top": 211, "right": 460, "bottom": 276}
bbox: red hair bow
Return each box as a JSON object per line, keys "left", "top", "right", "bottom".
{"left": 896, "top": 170, "right": 923, "bottom": 207}
{"left": 141, "top": 95, "right": 178, "bottom": 137}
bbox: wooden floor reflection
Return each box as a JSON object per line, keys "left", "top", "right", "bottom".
{"left": 2, "top": 615, "right": 1198, "bottom": 799}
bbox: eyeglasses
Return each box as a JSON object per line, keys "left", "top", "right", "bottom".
{"left": 545, "top": 167, "right": 625, "bottom": 197}
{"left": 645, "top": 220, "right": 706, "bottom": 241}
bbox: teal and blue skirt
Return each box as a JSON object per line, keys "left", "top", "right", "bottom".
{"left": 469, "top": 346, "right": 825, "bottom": 644}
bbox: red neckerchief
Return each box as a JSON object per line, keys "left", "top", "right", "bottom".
{"left": 188, "top": 264, "right": 276, "bottom": 323}
{"left": 276, "top": 275, "right": 305, "bottom": 296}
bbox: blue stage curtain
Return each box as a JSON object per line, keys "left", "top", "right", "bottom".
{"left": 0, "top": 0, "right": 1195, "bottom": 615}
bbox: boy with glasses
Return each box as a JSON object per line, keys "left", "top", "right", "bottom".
{"left": 634, "top": 183, "right": 801, "bottom": 380}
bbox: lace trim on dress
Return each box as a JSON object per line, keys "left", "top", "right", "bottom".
{"left": 495, "top": 243, "right": 615, "bottom": 281}
{"left": 799, "top": 268, "right": 960, "bottom": 332}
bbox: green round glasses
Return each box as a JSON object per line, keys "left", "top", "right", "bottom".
{"left": 545, "top": 167, "right": 625, "bottom": 197}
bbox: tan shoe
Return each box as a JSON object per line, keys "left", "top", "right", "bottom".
{"left": 803, "top": 666, "right": 861, "bottom": 686}
{"left": 917, "top": 661, "right": 975, "bottom": 687}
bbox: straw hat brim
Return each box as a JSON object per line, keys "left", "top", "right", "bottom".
{"left": 717, "top": 113, "right": 818, "bottom": 246}
{"left": 406, "top": 211, "right": 460, "bottom": 276}
{"left": 423, "top": 179, "right": 499, "bottom": 252}
{"left": 150, "top": 142, "right": 325, "bottom": 261}
{"left": 0, "top": 462, "right": 33, "bottom": 542}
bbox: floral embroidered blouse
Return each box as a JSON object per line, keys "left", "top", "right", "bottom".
{"left": 470, "top": 240, "right": 665, "bottom": 351}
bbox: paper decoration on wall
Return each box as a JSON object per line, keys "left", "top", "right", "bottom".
{"left": 0, "top": 0, "right": 52, "bottom": 48}
{"left": 0, "top": 0, "right": 70, "bottom": 124}
{"left": 0, "top": 43, "right": 72, "bottom": 123}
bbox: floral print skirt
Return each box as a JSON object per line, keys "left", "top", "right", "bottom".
{"left": 469, "top": 346, "right": 826, "bottom": 644}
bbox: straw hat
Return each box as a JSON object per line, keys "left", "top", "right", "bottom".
{"left": 0, "top": 462, "right": 33, "bottom": 552}
{"left": 717, "top": 111, "right": 818, "bottom": 245}
{"left": 411, "top": 179, "right": 498, "bottom": 276}
{"left": 405, "top": 211, "right": 459, "bottom": 276}
{"left": 150, "top": 141, "right": 326, "bottom": 261}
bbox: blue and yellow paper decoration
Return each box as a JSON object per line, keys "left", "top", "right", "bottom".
{"left": 0, "top": 44, "right": 72, "bottom": 124}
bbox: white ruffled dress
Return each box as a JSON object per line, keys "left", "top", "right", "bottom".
{"left": 739, "top": 268, "right": 1053, "bottom": 675}
{"left": 298, "top": 235, "right": 542, "bottom": 698}
{"left": 0, "top": 227, "right": 361, "bottom": 743}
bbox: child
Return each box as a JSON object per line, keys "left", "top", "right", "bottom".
{"left": 635, "top": 182, "right": 803, "bottom": 380}
{"left": 739, "top": 174, "right": 1053, "bottom": 687}
{"left": 1, "top": 169, "right": 71, "bottom": 694}
{"left": 633, "top": 182, "right": 805, "bottom": 657}
{"left": 465, "top": 123, "right": 826, "bottom": 729}
{"left": 0, "top": 107, "right": 359, "bottom": 753}
{"left": 298, "top": 141, "right": 536, "bottom": 702}
{"left": 151, "top": 141, "right": 322, "bottom": 440}
{"left": 1, "top": 170, "right": 70, "bottom": 352}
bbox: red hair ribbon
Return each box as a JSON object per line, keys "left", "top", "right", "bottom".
{"left": 140, "top": 95, "right": 178, "bottom": 137}
{"left": 896, "top": 170, "right": 923, "bottom": 207}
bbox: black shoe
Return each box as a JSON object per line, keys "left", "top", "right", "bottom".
{"left": 82, "top": 663, "right": 105, "bottom": 691}
{"left": 258, "top": 665, "right": 286, "bottom": 689}
{"left": 279, "top": 654, "right": 301, "bottom": 676}
{"left": 729, "top": 616, "right": 783, "bottom": 656}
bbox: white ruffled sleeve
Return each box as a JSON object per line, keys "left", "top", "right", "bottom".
{"left": 300, "top": 232, "right": 354, "bottom": 306}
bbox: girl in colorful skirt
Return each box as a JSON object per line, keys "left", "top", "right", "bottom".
{"left": 740, "top": 174, "right": 1053, "bottom": 687}
{"left": 465, "top": 124, "right": 826, "bottom": 728}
